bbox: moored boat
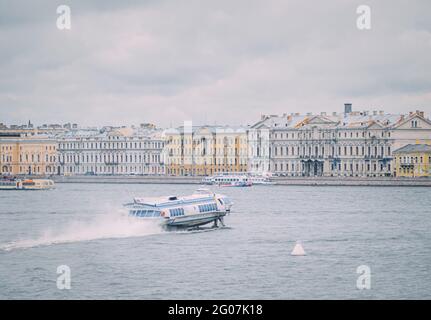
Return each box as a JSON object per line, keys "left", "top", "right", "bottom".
{"left": 124, "top": 188, "right": 233, "bottom": 230}
{"left": 0, "top": 178, "right": 22, "bottom": 190}
{"left": 202, "top": 174, "right": 252, "bottom": 187}
{"left": 249, "top": 175, "right": 274, "bottom": 185}
{"left": 0, "top": 177, "right": 55, "bottom": 190}
{"left": 21, "top": 179, "right": 55, "bottom": 190}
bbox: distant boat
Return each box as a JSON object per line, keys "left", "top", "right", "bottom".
{"left": 124, "top": 188, "right": 233, "bottom": 230}
{"left": 21, "top": 179, "right": 55, "bottom": 190}
{"left": 202, "top": 174, "right": 252, "bottom": 187}
{"left": 0, "top": 178, "right": 20, "bottom": 190}
{"left": 249, "top": 175, "right": 274, "bottom": 185}
{"left": 0, "top": 177, "right": 55, "bottom": 190}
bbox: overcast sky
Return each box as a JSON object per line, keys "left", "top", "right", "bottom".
{"left": 0, "top": 0, "right": 430, "bottom": 127}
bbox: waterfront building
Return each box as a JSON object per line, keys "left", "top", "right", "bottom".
{"left": 57, "top": 127, "right": 165, "bottom": 175}
{"left": 164, "top": 125, "right": 248, "bottom": 176}
{"left": 0, "top": 133, "right": 58, "bottom": 175}
{"left": 248, "top": 104, "right": 431, "bottom": 177}
{"left": 393, "top": 144, "right": 431, "bottom": 177}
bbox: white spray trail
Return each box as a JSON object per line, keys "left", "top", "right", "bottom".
{"left": 0, "top": 211, "right": 164, "bottom": 251}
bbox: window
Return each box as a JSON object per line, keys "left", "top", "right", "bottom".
{"left": 132, "top": 210, "right": 161, "bottom": 217}
{"left": 198, "top": 203, "right": 217, "bottom": 213}
{"left": 170, "top": 208, "right": 185, "bottom": 217}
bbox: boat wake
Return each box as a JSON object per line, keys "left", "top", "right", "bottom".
{"left": 0, "top": 211, "right": 164, "bottom": 252}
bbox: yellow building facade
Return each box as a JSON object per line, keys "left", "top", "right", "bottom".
{"left": 164, "top": 126, "right": 248, "bottom": 176}
{"left": 0, "top": 134, "right": 58, "bottom": 176}
{"left": 393, "top": 144, "right": 431, "bottom": 177}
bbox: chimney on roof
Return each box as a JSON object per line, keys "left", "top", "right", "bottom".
{"left": 306, "top": 112, "right": 312, "bottom": 116}
{"left": 332, "top": 112, "right": 337, "bottom": 116}
{"left": 261, "top": 114, "right": 266, "bottom": 121}
{"left": 344, "top": 103, "right": 352, "bottom": 114}
{"left": 417, "top": 110, "right": 424, "bottom": 117}
{"left": 379, "top": 110, "right": 384, "bottom": 115}
{"left": 373, "top": 111, "right": 377, "bottom": 116}
{"left": 321, "top": 112, "right": 326, "bottom": 116}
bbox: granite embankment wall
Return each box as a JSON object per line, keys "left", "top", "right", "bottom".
{"left": 271, "top": 177, "right": 431, "bottom": 186}
{"left": 51, "top": 175, "right": 431, "bottom": 187}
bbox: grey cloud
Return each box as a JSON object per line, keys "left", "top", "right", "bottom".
{"left": 0, "top": 0, "right": 430, "bottom": 127}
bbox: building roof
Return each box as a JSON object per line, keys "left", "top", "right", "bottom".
{"left": 0, "top": 134, "right": 57, "bottom": 144}
{"left": 393, "top": 144, "right": 431, "bottom": 154}
{"left": 251, "top": 108, "right": 429, "bottom": 131}
{"left": 163, "top": 125, "right": 248, "bottom": 136}
{"left": 54, "top": 127, "right": 163, "bottom": 140}
{"left": 0, "top": 132, "right": 21, "bottom": 137}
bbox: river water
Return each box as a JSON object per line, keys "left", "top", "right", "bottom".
{"left": 0, "top": 183, "right": 430, "bottom": 299}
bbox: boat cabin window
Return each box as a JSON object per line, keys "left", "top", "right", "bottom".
{"left": 198, "top": 203, "right": 217, "bottom": 213}
{"left": 169, "top": 208, "right": 185, "bottom": 217}
{"left": 131, "top": 210, "right": 161, "bottom": 217}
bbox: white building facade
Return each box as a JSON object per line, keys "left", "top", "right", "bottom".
{"left": 248, "top": 105, "right": 431, "bottom": 177}
{"left": 57, "top": 128, "right": 165, "bottom": 175}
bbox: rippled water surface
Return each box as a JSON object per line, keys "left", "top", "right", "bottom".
{"left": 0, "top": 183, "right": 430, "bottom": 299}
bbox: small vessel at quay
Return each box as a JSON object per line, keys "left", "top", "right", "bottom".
{"left": 0, "top": 177, "right": 55, "bottom": 190}
{"left": 202, "top": 174, "right": 252, "bottom": 187}
{"left": 249, "top": 175, "right": 274, "bottom": 185}
{"left": 21, "top": 179, "right": 55, "bottom": 190}
{"left": 0, "top": 178, "right": 21, "bottom": 190}
{"left": 124, "top": 188, "right": 233, "bottom": 230}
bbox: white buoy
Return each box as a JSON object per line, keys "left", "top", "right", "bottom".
{"left": 291, "top": 241, "right": 306, "bottom": 256}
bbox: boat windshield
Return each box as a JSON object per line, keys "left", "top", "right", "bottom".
{"left": 130, "top": 210, "right": 161, "bottom": 217}
{"left": 220, "top": 197, "right": 231, "bottom": 205}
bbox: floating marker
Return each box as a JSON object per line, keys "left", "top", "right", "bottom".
{"left": 291, "top": 241, "right": 306, "bottom": 256}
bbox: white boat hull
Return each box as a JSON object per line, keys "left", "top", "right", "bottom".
{"left": 163, "top": 211, "right": 227, "bottom": 229}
